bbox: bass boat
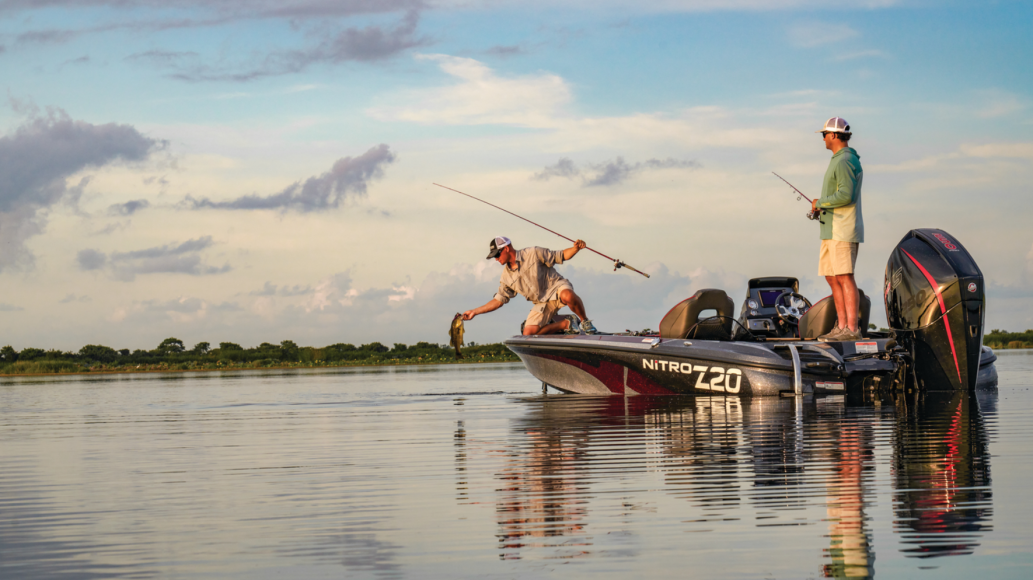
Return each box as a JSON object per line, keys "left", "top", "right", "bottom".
{"left": 505, "top": 229, "right": 998, "bottom": 396}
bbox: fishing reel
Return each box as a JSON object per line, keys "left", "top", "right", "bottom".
{"left": 613, "top": 259, "right": 625, "bottom": 271}
{"left": 806, "top": 209, "right": 821, "bottom": 221}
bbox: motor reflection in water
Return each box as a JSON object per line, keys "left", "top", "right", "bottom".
{"left": 892, "top": 390, "right": 994, "bottom": 559}
{"left": 460, "top": 388, "right": 996, "bottom": 573}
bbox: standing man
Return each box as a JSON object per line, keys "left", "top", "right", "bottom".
{"left": 463, "top": 236, "right": 597, "bottom": 335}
{"left": 812, "top": 117, "right": 864, "bottom": 341}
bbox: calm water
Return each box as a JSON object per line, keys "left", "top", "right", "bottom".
{"left": 2, "top": 353, "right": 1032, "bottom": 579}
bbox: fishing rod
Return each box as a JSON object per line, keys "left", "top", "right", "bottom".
{"left": 771, "top": 172, "right": 820, "bottom": 220}
{"left": 433, "top": 183, "right": 650, "bottom": 278}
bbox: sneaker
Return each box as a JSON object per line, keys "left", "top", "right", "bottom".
{"left": 817, "top": 327, "right": 845, "bottom": 342}
{"left": 838, "top": 327, "right": 862, "bottom": 341}
{"left": 580, "top": 318, "right": 597, "bottom": 335}
{"left": 564, "top": 315, "right": 581, "bottom": 334}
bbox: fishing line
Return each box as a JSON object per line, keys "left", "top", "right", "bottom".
{"left": 434, "top": 183, "right": 650, "bottom": 278}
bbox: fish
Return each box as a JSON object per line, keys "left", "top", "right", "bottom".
{"left": 449, "top": 313, "right": 465, "bottom": 359}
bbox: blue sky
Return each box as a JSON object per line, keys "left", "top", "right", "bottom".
{"left": 1, "top": 0, "right": 1031, "bottom": 350}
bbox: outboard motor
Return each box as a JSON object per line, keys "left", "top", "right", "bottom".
{"left": 885, "top": 229, "right": 984, "bottom": 390}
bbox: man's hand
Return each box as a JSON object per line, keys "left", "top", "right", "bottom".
{"left": 462, "top": 310, "right": 477, "bottom": 321}
{"left": 563, "top": 239, "right": 587, "bottom": 261}
{"left": 811, "top": 199, "right": 818, "bottom": 211}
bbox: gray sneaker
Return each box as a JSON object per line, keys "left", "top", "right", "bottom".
{"left": 838, "top": 327, "right": 862, "bottom": 341}
{"left": 817, "top": 327, "right": 845, "bottom": 342}
{"left": 580, "top": 318, "right": 597, "bottom": 335}
{"left": 564, "top": 315, "right": 581, "bottom": 334}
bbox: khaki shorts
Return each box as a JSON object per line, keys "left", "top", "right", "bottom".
{"left": 525, "top": 283, "right": 573, "bottom": 328}
{"left": 819, "top": 239, "right": 858, "bottom": 276}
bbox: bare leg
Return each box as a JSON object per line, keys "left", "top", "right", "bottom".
{"left": 837, "top": 274, "right": 859, "bottom": 332}
{"left": 558, "top": 289, "right": 588, "bottom": 321}
{"left": 826, "top": 275, "right": 847, "bottom": 331}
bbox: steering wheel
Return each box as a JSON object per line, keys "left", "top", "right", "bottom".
{"left": 774, "top": 292, "right": 812, "bottom": 326}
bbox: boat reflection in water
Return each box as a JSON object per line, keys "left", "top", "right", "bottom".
{"left": 468, "top": 389, "right": 995, "bottom": 573}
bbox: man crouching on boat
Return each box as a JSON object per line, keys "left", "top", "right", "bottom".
{"left": 462, "top": 236, "right": 597, "bottom": 335}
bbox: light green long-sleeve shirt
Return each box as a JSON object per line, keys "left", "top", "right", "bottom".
{"left": 818, "top": 147, "right": 864, "bottom": 242}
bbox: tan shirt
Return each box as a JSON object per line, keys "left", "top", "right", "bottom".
{"left": 493, "top": 246, "right": 569, "bottom": 305}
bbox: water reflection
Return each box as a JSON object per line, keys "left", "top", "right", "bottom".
{"left": 822, "top": 412, "right": 876, "bottom": 578}
{"left": 892, "top": 391, "right": 993, "bottom": 560}
{"left": 488, "top": 390, "right": 996, "bottom": 574}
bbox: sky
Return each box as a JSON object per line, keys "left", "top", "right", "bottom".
{"left": 1, "top": 0, "right": 1031, "bottom": 351}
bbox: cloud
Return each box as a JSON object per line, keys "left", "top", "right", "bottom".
{"left": 61, "top": 55, "right": 92, "bottom": 66}
{"left": 0, "top": 1, "right": 423, "bottom": 19}
{"left": 14, "top": 29, "right": 79, "bottom": 46}
{"left": 126, "top": 50, "right": 200, "bottom": 66}
{"left": 974, "top": 89, "right": 1028, "bottom": 119}
{"left": 787, "top": 22, "right": 860, "bottom": 48}
{"left": 368, "top": 54, "right": 572, "bottom": 127}
{"left": 59, "top": 294, "right": 92, "bottom": 304}
{"left": 0, "top": 107, "right": 163, "bottom": 272}
{"left": 829, "top": 49, "right": 889, "bottom": 62}
{"left": 533, "top": 156, "right": 699, "bottom": 187}
{"left": 0, "top": 303, "right": 24, "bottom": 312}
{"left": 250, "top": 282, "right": 313, "bottom": 297}
{"left": 188, "top": 144, "right": 395, "bottom": 211}
{"left": 137, "top": 12, "right": 426, "bottom": 82}
{"left": 111, "top": 296, "right": 242, "bottom": 325}
{"left": 93, "top": 258, "right": 748, "bottom": 347}
{"left": 485, "top": 45, "right": 524, "bottom": 57}
{"left": 533, "top": 158, "right": 579, "bottom": 181}
{"left": 77, "top": 236, "right": 231, "bottom": 281}
{"left": 76, "top": 249, "right": 108, "bottom": 271}
{"left": 108, "top": 199, "right": 151, "bottom": 216}
{"left": 868, "top": 141, "right": 1033, "bottom": 174}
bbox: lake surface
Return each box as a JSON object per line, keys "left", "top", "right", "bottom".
{"left": 2, "top": 352, "right": 1032, "bottom": 579}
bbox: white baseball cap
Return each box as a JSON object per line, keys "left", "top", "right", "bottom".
{"left": 816, "top": 117, "right": 852, "bottom": 135}
{"left": 486, "top": 236, "right": 511, "bottom": 259}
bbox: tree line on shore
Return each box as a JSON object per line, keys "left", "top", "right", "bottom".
{"left": 983, "top": 329, "right": 1033, "bottom": 349}
{"left": 0, "top": 338, "right": 518, "bottom": 375}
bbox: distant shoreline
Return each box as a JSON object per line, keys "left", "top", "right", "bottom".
{"left": 0, "top": 357, "right": 522, "bottom": 379}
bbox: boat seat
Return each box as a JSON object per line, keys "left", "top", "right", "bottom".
{"left": 798, "top": 289, "right": 871, "bottom": 339}
{"left": 659, "top": 289, "right": 735, "bottom": 340}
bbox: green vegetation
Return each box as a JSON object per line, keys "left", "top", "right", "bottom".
{"left": 984, "top": 329, "right": 1033, "bottom": 350}
{"left": 0, "top": 339, "right": 518, "bottom": 376}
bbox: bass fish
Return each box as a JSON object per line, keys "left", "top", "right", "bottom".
{"left": 449, "top": 314, "right": 465, "bottom": 359}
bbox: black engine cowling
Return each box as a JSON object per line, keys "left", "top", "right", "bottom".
{"left": 885, "top": 229, "right": 985, "bottom": 390}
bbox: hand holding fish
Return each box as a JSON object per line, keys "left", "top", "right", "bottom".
{"left": 448, "top": 313, "right": 465, "bottom": 359}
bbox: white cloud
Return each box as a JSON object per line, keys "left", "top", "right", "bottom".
{"left": 84, "top": 259, "right": 746, "bottom": 348}
{"left": 868, "top": 141, "right": 1033, "bottom": 174}
{"left": 368, "top": 54, "right": 572, "bottom": 127}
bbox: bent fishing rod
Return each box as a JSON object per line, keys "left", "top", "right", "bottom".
{"left": 433, "top": 183, "right": 650, "bottom": 278}
{"left": 771, "top": 172, "right": 820, "bottom": 220}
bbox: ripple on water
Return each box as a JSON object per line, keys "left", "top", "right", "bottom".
{"left": 2, "top": 358, "right": 1032, "bottom": 578}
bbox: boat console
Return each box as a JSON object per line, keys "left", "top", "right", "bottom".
{"left": 732, "top": 277, "right": 805, "bottom": 339}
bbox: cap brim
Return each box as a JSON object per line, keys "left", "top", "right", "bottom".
{"left": 486, "top": 249, "right": 501, "bottom": 259}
